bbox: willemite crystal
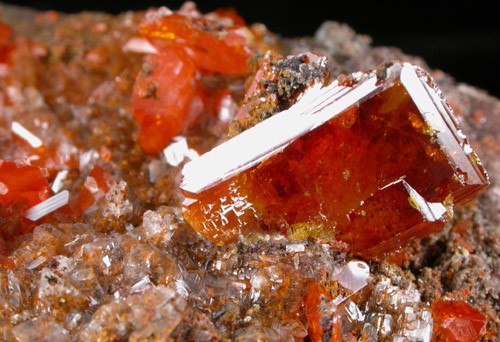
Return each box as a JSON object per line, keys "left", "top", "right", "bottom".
{"left": 181, "top": 61, "right": 489, "bottom": 258}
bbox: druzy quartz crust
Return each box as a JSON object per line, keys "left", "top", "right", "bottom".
{"left": 0, "top": 2, "right": 498, "bottom": 341}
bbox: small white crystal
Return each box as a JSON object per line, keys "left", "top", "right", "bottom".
{"left": 51, "top": 170, "right": 69, "bottom": 193}
{"left": 286, "top": 243, "right": 306, "bottom": 253}
{"left": 218, "top": 93, "right": 238, "bottom": 122}
{"left": 334, "top": 260, "right": 370, "bottom": 293}
{"left": 11, "top": 121, "right": 43, "bottom": 148}
{"left": 131, "top": 276, "right": 154, "bottom": 293}
{"left": 102, "top": 255, "right": 111, "bottom": 268}
{"left": 163, "top": 136, "right": 199, "bottom": 167}
{"left": 122, "top": 37, "right": 158, "bottom": 54}
{"left": 0, "top": 181, "right": 8, "bottom": 195}
{"left": 26, "top": 256, "right": 47, "bottom": 270}
{"left": 24, "top": 190, "right": 70, "bottom": 221}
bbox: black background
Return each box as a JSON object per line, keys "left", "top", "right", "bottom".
{"left": 3, "top": 0, "right": 500, "bottom": 98}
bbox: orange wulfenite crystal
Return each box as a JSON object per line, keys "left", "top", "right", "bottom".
{"left": 132, "top": 49, "right": 197, "bottom": 155}
{"left": 0, "top": 21, "right": 13, "bottom": 64}
{"left": 139, "top": 13, "right": 250, "bottom": 75}
{"left": 432, "top": 299, "right": 488, "bottom": 342}
{"left": 0, "top": 159, "right": 50, "bottom": 238}
{"left": 304, "top": 280, "right": 340, "bottom": 342}
{"left": 132, "top": 6, "right": 252, "bottom": 154}
{"left": 0, "top": 159, "right": 50, "bottom": 209}
{"left": 77, "top": 165, "right": 116, "bottom": 211}
{"left": 180, "top": 62, "right": 488, "bottom": 259}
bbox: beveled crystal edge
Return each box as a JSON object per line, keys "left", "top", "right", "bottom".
{"left": 400, "top": 63, "right": 489, "bottom": 203}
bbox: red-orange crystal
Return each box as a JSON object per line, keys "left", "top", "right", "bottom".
{"left": 336, "top": 179, "right": 451, "bottom": 260}
{"left": 132, "top": 49, "right": 197, "bottom": 155}
{"left": 0, "top": 21, "right": 13, "bottom": 64}
{"left": 132, "top": 7, "right": 252, "bottom": 154}
{"left": 0, "top": 159, "right": 50, "bottom": 209}
{"left": 432, "top": 299, "right": 488, "bottom": 342}
{"left": 0, "top": 159, "right": 50, "bottom": 238}
{"left": 77, "top": 166, "right": 116, "bottom": 211}
{"left": 180, "top": 62, "right": 488, "bottom": 258}
{"left": 139, "top": 13, "right": 250, "bottom": 75}
{"left": 304, "top": 280, "right": 338, "bottom": 342}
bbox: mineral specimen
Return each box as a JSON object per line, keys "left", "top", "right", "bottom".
{"left": 77, "top": 166, "right": 116, "bottom": 212}
{"left": 0, "top": 2, "right": 498, "bottom": 341}
{"left": 181, "top": 61, "right": 489, "bottom": 259}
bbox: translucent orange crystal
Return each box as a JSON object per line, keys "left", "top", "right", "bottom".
{"left": 0, "top": 159, "right": 50, "bottom": 209}
{"left": 132, "top": 49, "right": 197, "bottom": 155}
{"left": 304, "top": 280, "right": 339, "bottom": 342}
{"left": 181, "top": 62, "right": 488, "bottom": 258}
{"left": 132, "top": 6, "right": 252, "bottom": 154}
{"left": 77, "top": 166, "right": 116, "bottom": 211}
{"left": 432, "top": 299, "right": 488, "bottom": 342}
{"left": 0, "top": 159, "right": 50, "bottom": 238}
{"left": 0, "top": 21, "right": 13, "bottom": 64}
{"left": 139, "top": 13, "right": 250, "bottom": 75}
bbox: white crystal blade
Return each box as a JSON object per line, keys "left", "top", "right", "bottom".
{"left": 181, "top": 74, "right": 379, "bottom": 194}
{"left": 11, "top": 121, "right": 43, "bottom": 148}
{"left": 25, "top": 190, "right": 69, "bottom": 221}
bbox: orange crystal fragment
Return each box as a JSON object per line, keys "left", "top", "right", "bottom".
{"left": 432, "top": 299, "right": 488, "bottom": 342}
{"left": 0, "top": 21, "right": 13, "bottom": 64}
{"left": 336, "top": 179, "right": 451, "bottom": 260}
{"left": 139, "top": 13, "right": 250, "bottom": 75}
{"left": 132, "top": 49, "right": 197, "bottom": 155}
{"left": 180, "top": 62, "right": 488, "bottom": 257}
{"left": 304, "top": 280, "right": 339, "bottom": 342}
{"left": 0, "top": 159, "right": 50, "bottom": 238}
{"left": 132, "top": 7, "right": 252, "bottom": 154}
{"left": 0, "top": 159, "right": 50, "bottom": 209}
{"left": 77, "top": 166, "right": 116, "bottom": 211}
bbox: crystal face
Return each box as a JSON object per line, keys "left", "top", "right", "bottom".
{"left": 432, "top": 299, "right": 488, "bottom": 342}
{"left": 181, "top": 62, "right": 489, "bottom": 257}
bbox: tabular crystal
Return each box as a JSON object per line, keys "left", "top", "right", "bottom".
{"left": 181, "top": 62, "right": 488, "bottom": 259}
{"left": 432, "top": 299, "right": 488, "bottom": 342}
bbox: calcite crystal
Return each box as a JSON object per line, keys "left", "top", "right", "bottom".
{"left": 181, "top": 62, "right": 488, "bottom": 258}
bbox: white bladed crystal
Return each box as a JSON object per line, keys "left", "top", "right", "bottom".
{"left": 11, "top": 121, "right": 43, "bottom": 148}
{"left": 25, "top": 190, "right": 70, "bottom": 221}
